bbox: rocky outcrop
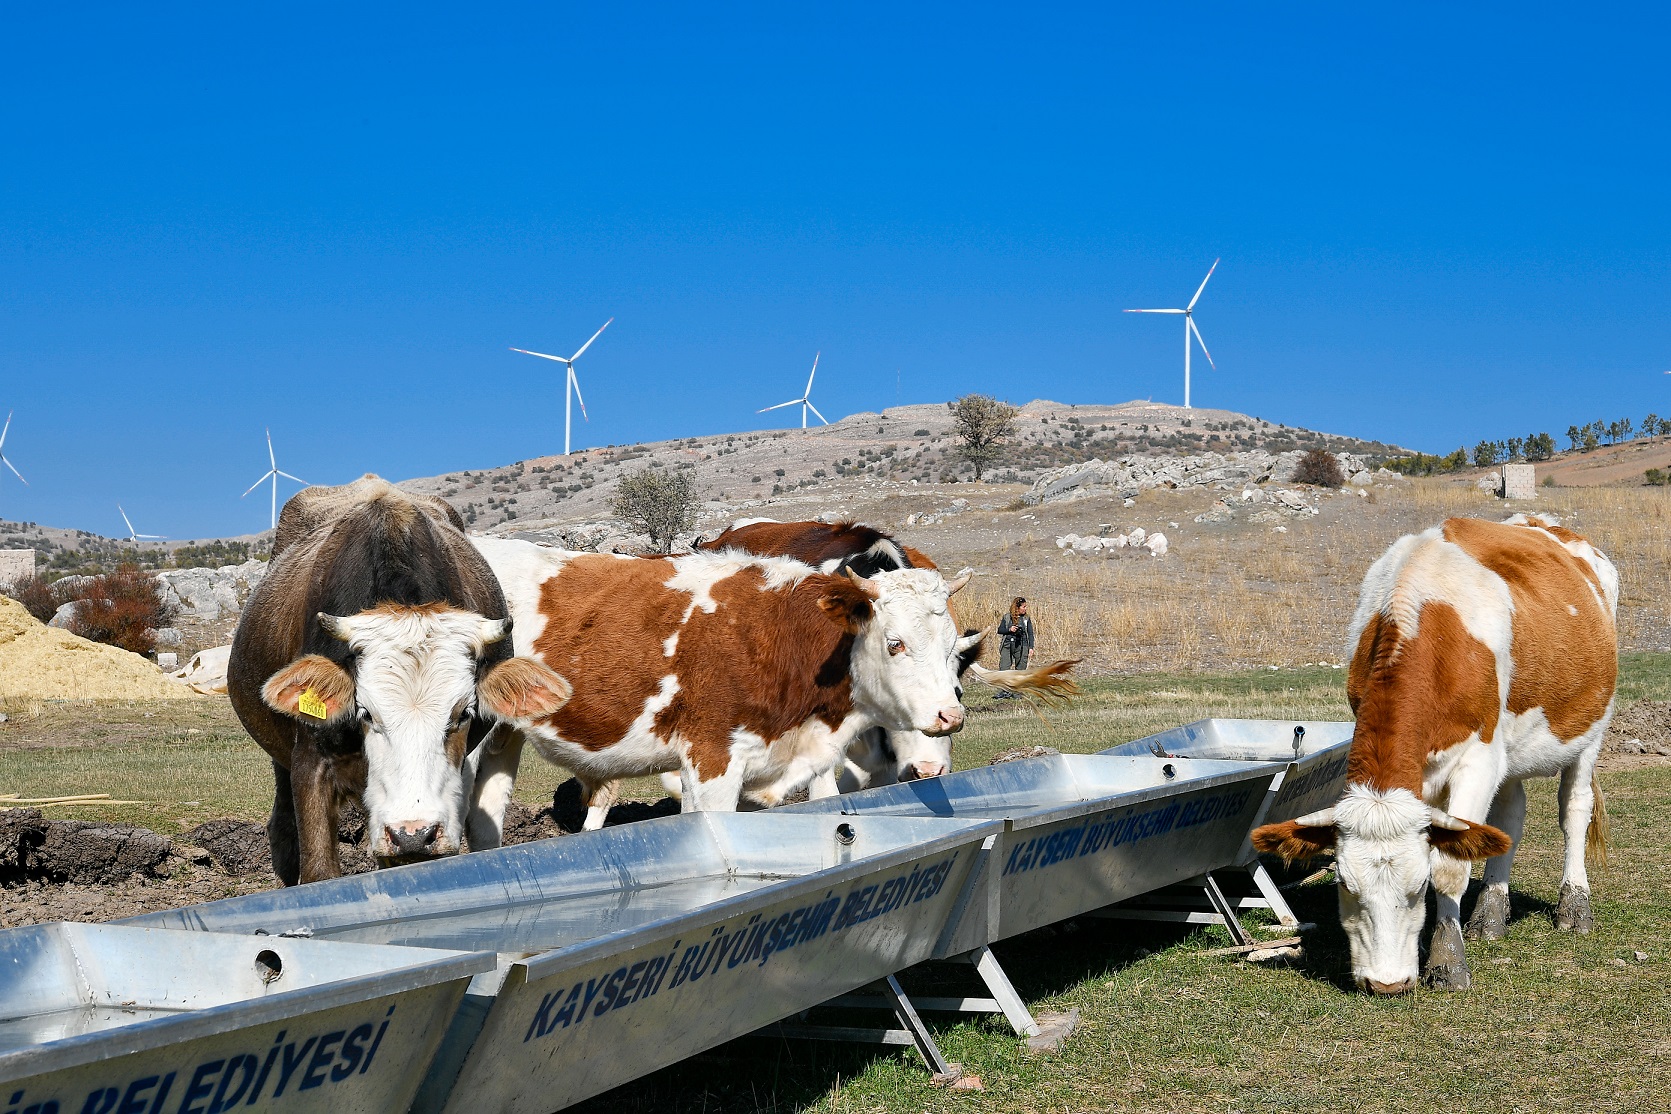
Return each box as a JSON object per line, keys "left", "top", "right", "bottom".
{"left": 153, "top": 559, "right": 268, "bottom": 621}
{"left": 1023, "top": 450, "right": 1377, "bottom": 506}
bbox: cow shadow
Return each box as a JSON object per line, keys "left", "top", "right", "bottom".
{"left": 550, "top": 778, "right": 681, "bottom": 833}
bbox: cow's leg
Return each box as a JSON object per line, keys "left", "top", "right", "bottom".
{"left": 807, "top": 768, "right": 840, "bottom": 799}
{"left": 1555, "top": 748, "right": 1603, "bottom": 933}
{"left": 290, "top": 743, "right": 343, "bottom": 883}
{"left": 679, "top": 759, "right": 745, "bottom": 815}
{"left": 580, "top": 777, "right": 620, "bottom": 831}
{"left": 466, "top": 725, "right": 526, "bottom": 851}
{"left": 1464, "top": 779, "right": 1527, "bottom": 941}
{"left": 1424, "top": 778, "right": 1497, "bottom": 991}
{"left": 267, "top": 759, "right": 301, "bottom": 888}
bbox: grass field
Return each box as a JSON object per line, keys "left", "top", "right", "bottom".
{"left": 3, "top": 662, "right": 1669, "bottom": 1114}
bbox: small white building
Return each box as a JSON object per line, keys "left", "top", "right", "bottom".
{"left": 1502, "top": 464, "right": 1537, "bottom": 500}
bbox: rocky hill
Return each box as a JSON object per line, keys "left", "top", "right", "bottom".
{"left": 396, "top": 399, "right": 1401, "bottom": 540}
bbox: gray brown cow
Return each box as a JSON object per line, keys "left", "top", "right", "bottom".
{"left": 229, "top": 475, "right": 571, "bottom": 884}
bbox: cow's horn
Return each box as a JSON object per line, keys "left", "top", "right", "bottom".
{"left": 945, "top": 570, "right": 972, "bottom": 596}
{"left": 842, "top": 567, "right": 881, "bottom": 599}
{"left": 954, "top": 626, "right": 991, "bottom": 653}
{"left": 479, "top": 617, "right": 511, "bottom": 646}
{"left": 1428, "top": 806, "right": 1469, "bottom": 831}
{"left": 318, "top": 613, "right": 352, "bottom": 641}
{"left": 1292, "top": 807, "right": 1338, "bottom": 828}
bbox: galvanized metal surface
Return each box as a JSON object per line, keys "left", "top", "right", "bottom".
{"left": 782, "top": 753, "right": 1281, "bottom": 954}
{"left": 1101, "top": 718, "right": 1354, "bottom": 861}
{"left": 131, "top": 810, "right": 1003, "bottom": 1114}
{"left": 0, "top": 922, "right": 493, "bottom": 1113}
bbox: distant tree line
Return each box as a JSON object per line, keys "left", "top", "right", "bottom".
{"left": 1471, "top": 432, "right": 1557, "bottom": 468}
{"left": 1565, "top": 415, "right": 1668, "bottom": 452}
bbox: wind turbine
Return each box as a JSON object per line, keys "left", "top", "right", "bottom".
{"left": 241, "top": 429, "right": 309, "bottom": 530}
{"left": 0, "top": 411, "right": 25, "bottom": 511}
{"left": 509, "top": 317, "right": 614, "bottom": 455}
{"left": 118, "top": 505, "right": 164, "bottom": 544}
{"left": 758, "top": 352, "right": 828, "bottom": 429}
{"left": 1125, "top": 258, "right": 1220, "bottom": 409}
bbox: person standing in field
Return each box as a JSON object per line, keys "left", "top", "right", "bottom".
{"left": 998, "top": 596, "right": 1035, "bottom": 671}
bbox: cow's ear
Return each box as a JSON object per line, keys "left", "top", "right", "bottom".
{"left": 263, "top": 655, "right": 355, "bottom": 724}
{"left": 479, "top": 657, "right": 573, "bottom": 721}
{"left": 816, "top": 581, "right": 874, "bottom": 633}
{"left": 1251, "top": 819, "right": 1336, "bottom": 864}
{"left": 1428, "top": 819, "right": 1512, "bottom": 861}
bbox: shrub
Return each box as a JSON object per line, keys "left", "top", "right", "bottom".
{"left": 4, "top": 573, "right": 59, "bottom": 623}
{"left": 947, "top": 394, "right": 1019, "bottom": 481}
{"left": 1646, "top": 468, "right": 1668, "bottom": 487}
{"left": 612, "top": 468, "right": 697, "bottom": 553}
{"left": 1293, "top": 448, "right": 1344, "bottom": 488}
{"left": 64, "top": 563, "right": 174, "bottom": 656}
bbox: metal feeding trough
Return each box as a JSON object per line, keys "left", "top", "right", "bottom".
{"left": 0, "top": 922, "right": 492, "bottom": 1114}
{"left": 779, "top": 753, "right": 1280, "bottom": 1056}
{"left": 130, "top": 810, "right": 1001, "bottom": 1114}
{"left": 1099, "top": 718, "right": 1355, "bottom": 928}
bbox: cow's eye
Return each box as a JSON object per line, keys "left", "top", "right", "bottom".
{"left": 886, "top": 637, "right": 905, "bottom": 656}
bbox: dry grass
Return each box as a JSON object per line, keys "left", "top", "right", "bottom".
{"left": 956, "top": 479, "right": 1671, "bottom": 673}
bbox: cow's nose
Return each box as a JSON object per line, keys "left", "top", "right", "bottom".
{"left": 384, "top": 822, "right": 443, "bottom": 860}
{"left": 1362, "top": 977, "right": 1414, "bottom": 996}
{"left": 932, "top": 706, "right": 965, "bottom": 734}
{"left": 908, "top": 760, "right": 949, "bottom": 781}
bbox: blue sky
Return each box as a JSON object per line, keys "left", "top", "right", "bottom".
{"left": 2, "top": 3, "right": 1667, "bottom": 537}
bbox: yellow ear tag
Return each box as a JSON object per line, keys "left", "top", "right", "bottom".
{"left": 297, "top": 688, "right": 330, "bottom": 721}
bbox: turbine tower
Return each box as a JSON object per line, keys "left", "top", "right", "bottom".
{"left": 241, "top": 429, "right": 309, "bottom": 530}
{"left": 510, "top": 317, "right": 614, "bottom": 455}
{"left": 1125, "top": 258, "right": 1220, "bottom": 409}
{"left": 0, "top": 411, "right": 25, "bottom": 511}
{"left": 118, "top": 505, "right": 164, "bottom": 544}
{"left": 758, "top": 352, "right": 829, "bottom": 429}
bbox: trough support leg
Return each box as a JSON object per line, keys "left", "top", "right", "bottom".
{"left": 1247, "top": 862, "right": 1300, "bottom": 927}
{"left": 1199, "top": 872, "right": 1254, "bottom": 947}
{"left": 968, "top": 947, "right": 1041, "bottom": 1037}
{"left": 881, "top": 974, "right": 956, "bottom": 1077}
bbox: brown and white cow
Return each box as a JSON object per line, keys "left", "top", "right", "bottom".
{"left": 230, "top": 476, "right": 572, "bottom": 885}
{"left": 1252, "top": 514, "right": 1616, "bottom": 993}
{"left": 469, "top": 535, "right": 980, "bottom": 830}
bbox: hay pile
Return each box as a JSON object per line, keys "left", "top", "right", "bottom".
{"left": 0, "top": 595, "right": 197, "bottom": 701}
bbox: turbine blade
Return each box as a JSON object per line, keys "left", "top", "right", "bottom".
{"left": 570, "top": 367, "right": 589, "bottom": 421}
{"left": 0, "top": 410, "right": 10, "bottom": 450}
{"left": 266, "top": 429, "right": 276, "bottom": 469}
{"left": 807, "top": 401, "right": 830, "bottom": 425}
{"left": 2, "top": 455, "right": 26, "bottom": 485}
{"left": 1124, "top": 308, "right": 1186, "bottom": 314}
{"left": 242, "top": 470, "right": 275, "bottom": 498}
{"left": 119, "top": 505, "right": 135, "bottom": 534}
{"left": 510, "top": 347, "right": 569, "bottom": 363}
{"left": 805, "top": 351, "right": 820, "bottom": 397}
{"left": 1187, "top": 258, "right": 1220, "bottom": 310}
{"left": 758, "top": 400, "right": 799, "bottom": 413}
{"left": 1189, "top": 317, "right": 1216, "bottom": 369}
{"left": 276, "top": 470, "right": 308, "bottom": 485}
{"left": 568, "top": 317, "right": 614, "bottom": 362}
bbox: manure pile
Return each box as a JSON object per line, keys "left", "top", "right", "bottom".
{"left": 0, "top": 595, "right": 196, "bottom": 701}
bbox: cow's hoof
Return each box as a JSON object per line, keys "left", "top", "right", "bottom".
{"left": 1555, "top": 882, "right": 1594, "bottom": 934}
{"left": 1424, "top": 919, "right": 1471, "bottom": 991}
{"left": 1465, "top": 887, "right": 1511, "bottom": 941}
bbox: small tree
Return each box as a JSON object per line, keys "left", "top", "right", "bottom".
{"left": 1473, "top": 441, "right": 1500, "bottom": 468}
{"left": 65, "top": 563, "right": 174, "bottom": 656}
{"left": 1567, "top": 424, "right": 1583, "bottom": 452}
{"left": 1293, "top": 447, "right": 1344, "bottom": 487}
{"left": 612, "top": 468, "right": 697, "bottom": 553}
{"left": 1526, "top": 432, "right": 1556, "bottom": 462}
{"left": 947, "top": 394, "right": 1019, "bottom": 481}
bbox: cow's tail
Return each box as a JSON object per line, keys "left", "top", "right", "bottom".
{"left": 1587, "top": 770, "right": 1609, "bottom": 869}
{"left": 969, "top": 659, "right": 1083, "bottom": 705}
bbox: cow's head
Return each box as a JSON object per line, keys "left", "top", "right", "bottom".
{"left": 1251, "top": 784, "right": 1510, "bottom": 994}
{"left": 819, "top": 568, "right": 977, "bottom": 738}
{"left": 261, "top": 605, "right": 571, "bottom": 866}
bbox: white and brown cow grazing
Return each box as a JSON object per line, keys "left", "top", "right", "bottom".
{"left": 471, "top": 536, "right": 981, "bottom": 830}
{"left": 1252, "top": 514, "right": 1617, "bottom": 994}
{"left": 230, "top": 476, "right": 572, "bottom": 885}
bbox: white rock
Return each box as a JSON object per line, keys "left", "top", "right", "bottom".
{"left": 1122, "top": 498, "right": 1135, "bottom": 507}
{"left": 1128, "top": 527, "right": 1146, "bottom": 544}
{"left": 1144, "top": 533, "right": 1169, "bottom": 556}
{"left": 47, "top": 601, "right": 78, "bottom": 628}
{"left": 1056, "top": 534, "right": 1079, "bottom": 549}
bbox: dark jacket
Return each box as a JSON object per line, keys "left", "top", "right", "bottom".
{"left": 998, "top": 614, "right": 1035, "bottom": 653}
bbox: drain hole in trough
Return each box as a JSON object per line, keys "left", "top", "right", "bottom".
{"left": 1161, "top": 763, "right": 1177, "bottom": 780}
{"left": 834, "top": 823, "right": 857, "bottom": 845}
{"left": 255, "top": 949, "right": 284, "bottom": 984}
